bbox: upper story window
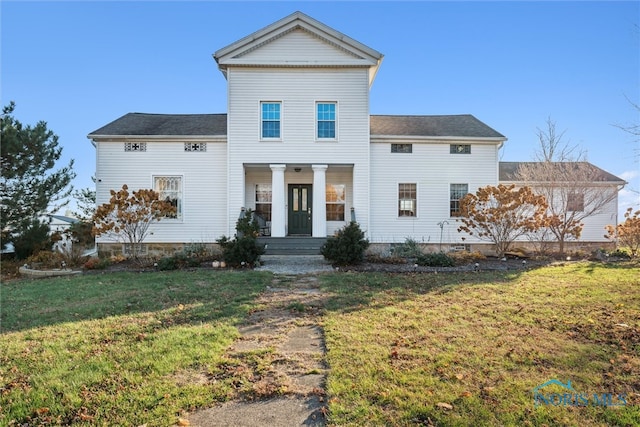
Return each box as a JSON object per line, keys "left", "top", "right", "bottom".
{"left": 450, "top": 144, "right": 471, "bottom": 154}
{"left": 154, "top": 176, "right": 182, "bottom": 219}
{"left": 391, "top": 144, "right": 412, "bottom": 153}
{"left": 124, "top": 142, "right": 146, "bottom": 152}
{"left": 317, "top": 102, "right": 336, "bottom": 139}
{"left": 184, "top": 142, "right": 206, "bottom": 152}
{"left": 261, "top": 102, "right": 281, "bottom": 139}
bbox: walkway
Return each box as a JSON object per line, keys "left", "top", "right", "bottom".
{"left": 187, "top": 273, "right": 329, "bottom": 426}
{"left": 255, "top": 255, "right": 334, "bottom": 275}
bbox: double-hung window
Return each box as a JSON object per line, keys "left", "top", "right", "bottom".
{"left": 450, "top": 184, "right": 468, "bottom": 216}
{"left": 261, "top": 102, "right": 281, "bottom": 139}
{"left": 317, "top": 102, "right": 336, "bottom": 139}
{"left": 398, "top": 183, "right": 417, "bottom": 217}
{"left": 326, "top": 184, "right": 345, "bottom": 221}
{"left": 255, "top": 184, "right": 272, "bottom": 221}
{"left": 154, "top": 176, "right": 182, "bottom": 219}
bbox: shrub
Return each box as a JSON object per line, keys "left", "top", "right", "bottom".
{"left": 13, "top": 219, "right": 52, "bottom": 260}
{"left": 216, "top": 209, "right": 265, "bottom": 268}
{"left": 25, "top": 250, "right": 65, "bottom": 269}
{"left": 156, "top": 252, "right": 201, "bottom": 271}
{"left": 321, "top": 221, "right": 369, "bottom": 266}
{"left": 416, "top": 252, "right": 455, "bottom": 267}
{"left": 84, "top": 257, "right": 112, "bottom": 270}
{"left": 391, "top": 238, "right": 424, "bottom": 258}
{"left": 608, "top": 249, "right": 631, "bottom": 259}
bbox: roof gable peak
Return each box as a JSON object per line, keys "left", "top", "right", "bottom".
{"left": 214, "top": 11, "right": 383, "bottom": 84}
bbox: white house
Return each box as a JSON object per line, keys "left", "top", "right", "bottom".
{"left": 88, "top": 12, "right": 623, "bottom": 255}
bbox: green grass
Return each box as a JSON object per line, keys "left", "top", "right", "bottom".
{"left": 2, "top": 263, "right": 639, "bottom": 426}
{"left": 320, "top": 263, "right": 640, "bottom": 426}
{"left": 0, "top": 271, "right": 271, "bottom": 426}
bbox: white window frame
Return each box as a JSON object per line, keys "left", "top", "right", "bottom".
{"left": 316, "top": 101, "right": 337, "bottom": 141}
{"left": 153, "top": 175, "right": 183, "bottom": 220}
{"left": 255, "top": 184, "right": 272, "bottom": 221}
{"left": 450, "top": 183, "right": 469, "bottom": 217}
{"left": 260, "top": 101, "right": 282, "bottom": 141}
{"left": 398, "top": 183, "right": 417, "bottom": 218}
{"left": 326, "top": 183, "right": 346, "bottom": 221}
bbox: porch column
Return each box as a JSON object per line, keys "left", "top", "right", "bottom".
{"left": 270, "top": 164, "right": 286, "bottom": 237}
{"left": 312, "top": 164, "right": 328, "bottom": 237}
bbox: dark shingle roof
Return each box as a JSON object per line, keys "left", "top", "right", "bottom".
{"left": 370, "top": 114, "right": 505, "bottom": 138}
{"left": 499, "top": 161, "right": 625, "bottom": 183}
{"left": 88, "top": 113, "right": 227, "bottom": 137}
{"left": 89, "top": 113, "right": 505, "bottom": 139}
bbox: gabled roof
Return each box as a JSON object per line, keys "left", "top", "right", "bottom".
{"left": 370, "top": 114, "right": 506, "bottom": 139}
{"left": 214, "top": 11, "right": 383, "bottom": 84}
{"left": 88, "top": 113, "right": 227, "bottom": 138}
{"left": 499, "top": 161, "right": 626, "bottom": 184}
{"left": 88, "top": 113, "right": 506, "bottom": 140}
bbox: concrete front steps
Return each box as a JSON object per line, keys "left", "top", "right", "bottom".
{"left": 257, "top": 237, "right": 327, "bottom": 255}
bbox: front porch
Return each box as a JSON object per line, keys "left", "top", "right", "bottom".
{"left": 243, "top": 163, "right": 355, "bottom": 238}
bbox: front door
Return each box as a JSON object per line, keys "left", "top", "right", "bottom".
{"left": 288, "top": 184, "right": 312, "bottom": 235}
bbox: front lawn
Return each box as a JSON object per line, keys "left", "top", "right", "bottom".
{"left": 0, "top": 271, "right": 271, "bottom": 426}
{"left": 1, "top": 263, "right": 638, "bottom": 426}
{"left": 321, "top": 263, "right": 639, "bottom": 426}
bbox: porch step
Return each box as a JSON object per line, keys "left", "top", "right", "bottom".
{"left": 258, "top": 237, "right": 327, "bottom": 255}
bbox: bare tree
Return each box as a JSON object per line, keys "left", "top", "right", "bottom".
{"left": 613, "top": 95, "right": 640, "bottom": 158}
{"left": 516, "top": 118, "right": 624, "bottom": 254}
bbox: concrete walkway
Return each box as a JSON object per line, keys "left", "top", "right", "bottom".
{"left": 255, "top": 255, "right": 334, "bottom": 275}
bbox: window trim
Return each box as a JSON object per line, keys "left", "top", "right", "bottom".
{"left": 449, "top": 183, "right": 469, "bottom": 217}
{"left": 255, "top": 183, "right": 272, "bottom": 222}
{"left": 316, "top": 101, "right": 337, "bottom": 141}
{"left": 391, "top": 144, "right": 413, "bottom": 153}
{"left": 153, "top": 175, "right": 183, "bottom": 220}
{"left": 260, "top": 101, "right": 282, "bottom": 141}
{"left": 398, "top": 183, "right": 417, "bottom": 218}
{"left": 326, "top": 183, "right": 346, "bottom": 222}
{"left": 450, "top": 144, "right": 471, "bottom": 154}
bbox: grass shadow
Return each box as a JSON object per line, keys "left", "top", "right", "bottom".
{"left": 1, "top": 270, "right": 273, "bottom": 333}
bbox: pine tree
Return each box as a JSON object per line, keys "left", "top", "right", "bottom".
{"left": 1, "top": 102, "right": 75, "bottom": 255}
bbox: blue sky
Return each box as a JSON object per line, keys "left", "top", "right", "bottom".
{"left": 2, "top": 1, "right": 639, "bottom": 217}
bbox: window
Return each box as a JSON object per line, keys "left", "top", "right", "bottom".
{"left": 398, "top": 183, "right": 417, "bottom": 217}
{"left": 184, "top": 142, "right": 206, "bottom": 152}
{"left": 124, "top": 142, "right": 146, "bottom": 152}
{"left": 154, "top": 176, "right": 182, "bottom": 219}
{"left": 255, "top": 184, "right": 272, "bottom": 221}
{"left": 317, "top": 102, "right": 336, "bottom": 139}
{"left": 450, "top": 184, "right": 468, "bottom": 216}
{"left": 326, "top": 184, "right": 345, "bottom": 221}
{"left": 261, "top": 102, "right": 281, "bottom": 138}
{"left": 567, "top": 192, "right": 584, "bottom": 212}
{"left": 391, "top": 144, "right": 412, "bottom": 153}
{"left": 450, "top": 144, "right": 471, "bottom": 154}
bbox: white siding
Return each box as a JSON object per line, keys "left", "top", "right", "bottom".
{"left": 95, "top": 140, "right": 227, "bottom": 244}
{"left": 237, "top": 28, "right": 361, "bottom": 63}
{"left": 227, "top": 67, "right": 370, "bottom": 235}
{"left": 369, "top": 141, "right": 500, "bottom": 243}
